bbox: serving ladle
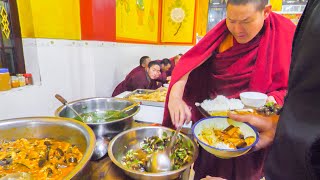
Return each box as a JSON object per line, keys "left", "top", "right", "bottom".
{"left": 147, "top": 125, "right": 183, "bottom": 173}
{"left": 55, "top": 94, "right": 85, "bottom": 122}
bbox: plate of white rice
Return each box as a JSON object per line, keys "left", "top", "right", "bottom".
{"left": 200, "top": 95, "right": 244, "bottom": 112}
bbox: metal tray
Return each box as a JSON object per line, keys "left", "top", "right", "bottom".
{"left": 195, "top": 102, "right": 254, "bottom": 118}
{"left": 123, "top": 89, "right": 165, "bottom": 107}
{"left": 195, "top": 103, "right": 212, "bottom": 117}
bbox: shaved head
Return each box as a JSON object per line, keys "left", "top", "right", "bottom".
{"left": 227, "top": 0, "right": 268, "bottom": 11}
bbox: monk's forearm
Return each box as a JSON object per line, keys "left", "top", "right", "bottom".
{"left": 170, "top": 73, "right": 190, "bottom": 99}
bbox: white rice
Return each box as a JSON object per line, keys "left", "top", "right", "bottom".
{"left": 229, "top": 98, "right": 244, "bottom": 110}
{"left": 200, "top": 95, "right": 244, "bottom": 112}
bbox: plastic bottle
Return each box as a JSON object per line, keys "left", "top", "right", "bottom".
{"left": 23, "top": 73, "right": 33, "bottom": 85}
{"left": 17, "top": 74, "right": 26, "bottom": 87}
{"left": 0, "top": 68, "right": 11, "bottom": 91}
{"left": 11, "top": 76, "right": 19, "bottom": 88}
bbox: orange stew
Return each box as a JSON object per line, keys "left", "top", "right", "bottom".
{"left": 0, "top": 138, "right": 83, "bottom": 179}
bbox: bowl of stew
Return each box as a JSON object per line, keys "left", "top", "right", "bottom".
{"left": 0, "top": 117, "right": 95, "bottom": 179}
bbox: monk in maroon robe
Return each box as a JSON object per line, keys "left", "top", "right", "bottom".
{"left": 162, "top": 1, "right": 296, "bottom": 180}
{"left": 155, "top": 58, "right": 172, "bottom": 84}
{"left": 127, "top": 56, "right": 151, "bottom": 77}
{"left": 112, "top": 61, "right": 161, "bottom": 97}
{"left": 167, "top": 54, "right": 182, "bottom": 77}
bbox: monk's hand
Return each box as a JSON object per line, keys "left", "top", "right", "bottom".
{"left": 200, "top": 176, "right": 227, "bottom": 180}
{"left": 228, "top": 112, "right": 279, "bottom": 151}
{"left": 168, "top": 96, "right": 191, "bottom": 128}
{"left": 267, "top": 96, "right": 277, "bottom": 104}
{"left": 168, "top": 73, "right": 191, "bottom": 128}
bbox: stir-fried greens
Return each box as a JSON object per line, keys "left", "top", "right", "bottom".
{"left": 256, "top": 102, "right": 282, "bottom": 116}
{"left": 122, "top": 132, "right": 193, "bottom": 172}
{"left": 75, "top": 110, "right": 128, "bottom": 123}
{"left": 0, "top": 138, "right": 83, "bottom": 180}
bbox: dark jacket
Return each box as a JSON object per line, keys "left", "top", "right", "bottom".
{"left": 266, "top": 0, "right": 320, "bottom": 179}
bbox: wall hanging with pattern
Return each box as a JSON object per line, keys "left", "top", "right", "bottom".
{"left": 116, "top": 0, "right": 160, "bottom": 43}
{"left": 160, "top": 0, "right": 196, "bottom": 44}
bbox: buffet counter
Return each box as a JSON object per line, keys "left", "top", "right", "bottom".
{"left": 116, "top": 91, "right": 192, "bottom": 128}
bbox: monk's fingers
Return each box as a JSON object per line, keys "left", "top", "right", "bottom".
{"left": 184, "top": 106, "right": 192, "bottom": 125}
{"left": 228, "top": 113, "right": 273, "bottom": 132}
{"left": 173, "top": 110, "right": 180, "bottom": 128}
{"left": 178, "top": 107, "right": 186, "bottom": 128}
{"left": 169, "top": 109, "right": 175, "bottom": 127}
{"left": 267, "top": 96, "right": 277, "bottom": 104}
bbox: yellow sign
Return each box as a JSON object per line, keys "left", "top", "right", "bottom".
{"left": 17, "top": 0, "right": 81, "bottom": 40}
{"left": 116, "top": 0, "right": 160, "bottom": 43}
{"left": 196, "top": 0, "right": 209, "bottom": 37}
{"left": 270, "top": 0, "right": 282, "bottom": 12}
{"left": 161, "top": 0, "right": 196, "bottom": 43}
{"left": 17, "top": 0, "right": 34, "bottom": 38}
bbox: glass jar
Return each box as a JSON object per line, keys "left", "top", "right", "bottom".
{"left": 11, "top": 76, "right": 19, "bottom": 88}
{"left": 0, "top": 68, "right": 11, "bottom": 91}
{"left": 23, "top": 73, "right": 33, "bottom": 85}
{"left": 17, "top": 74, "right": 26, "bottom": 87}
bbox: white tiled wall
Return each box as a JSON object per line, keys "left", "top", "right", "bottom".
{"left": 0, "top": 38, "right": 191, "bottom": 120}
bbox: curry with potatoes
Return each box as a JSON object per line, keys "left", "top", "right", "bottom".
{"left": 0, "top": 138, "right": 83, "bottom": 179}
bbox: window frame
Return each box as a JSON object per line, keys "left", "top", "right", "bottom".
{"left": 0, "top": 0, "right": 25, "bottom": 74}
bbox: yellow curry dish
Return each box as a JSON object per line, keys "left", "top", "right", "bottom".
{"left": 128, "top": 90, "right": 167, "bottom": 102}
{"left": 0, "top": 138, "right": 83, "bottom": 180}
{"left": 198, "top": 125, "right": 255, "bottom": 150}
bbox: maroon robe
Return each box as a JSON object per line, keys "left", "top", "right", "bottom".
{"left": 158, "top": 71, "right": 168, "bottom": 84}
{"left": 128, "top": 65, "right": 144, "bottom": 77}
{"left": 112, "top": 69, "right": 160, "bottom": 97}
{"left": 166, "top": 58, "right": 176, "bottom": 76}
{"left": 162, "top": 12, "right": 296, "bottom": 180}
{"left": 154, "top": 60, "right": 168, "bottom": 84}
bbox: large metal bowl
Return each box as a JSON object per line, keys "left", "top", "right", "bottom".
{"left": 55, "top": 97, "right": 140, "bottom": 160}
{"left": 0, "top": 117, "right": 95, "bottom": 179}
{"left": 108, "top": 126, "right": 199, "bottom": 180}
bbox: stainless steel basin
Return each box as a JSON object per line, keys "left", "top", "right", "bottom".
{"left": 0, "top": 117, "right": 95, "bottom": 179}
{"left": 55, "top": 97, "right": 140, "bottom": 160}
{"left": 108, "top": 126, "right": 199, "bottom": 180}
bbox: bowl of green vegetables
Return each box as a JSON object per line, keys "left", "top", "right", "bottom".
{"left": 108, "top": 126, "right": 198, "bottom": 180}
{"left": 55, "top": 97, "right": 140, "bottom": 160}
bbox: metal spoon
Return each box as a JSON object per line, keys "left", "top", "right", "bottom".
{"left": 147, "top": 125, "right": 183, "bottom": 173}
{"left": 55, "top": 94, "right": 85, "bottom": 122}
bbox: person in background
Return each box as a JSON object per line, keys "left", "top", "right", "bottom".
{"left": 156, "top": 58, "right": 172, "bottom": 84}
{"left": 167, "top": 54, "right": 182, "bottom": 77}
{"left": 112, "top": 61, "right": 161, "bottom": 96}
{"left": 163, "top": 0, "right": 296, "bottom": 179}
{"left": 128, "top": 56, "right": 151, "bottom": 77}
